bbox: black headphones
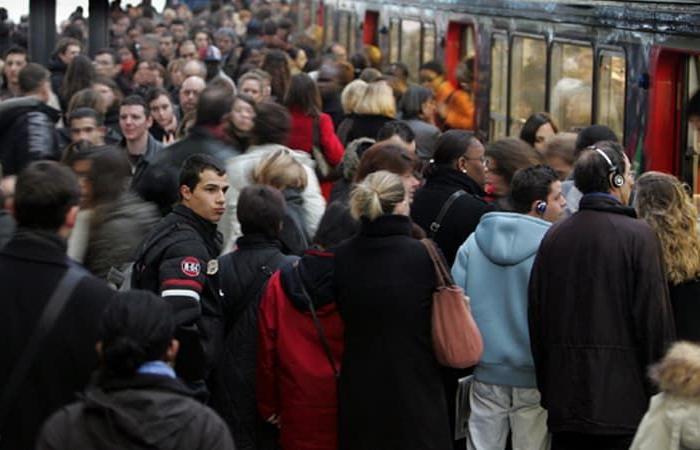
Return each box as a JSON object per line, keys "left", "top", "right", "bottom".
{"left": 593, "top": 148, "right": 625, "bottom": 188}
{"left": 536, "top": 201, "right": 547, "bottom": 215}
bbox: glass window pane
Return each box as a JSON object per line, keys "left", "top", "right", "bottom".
{"left": 423, "top": 24, "right": 436, "bottom": 66}
{"left": 349, "top": 14, "right": 356, "bottom": 53}
{"left": 490, "top": 34, "right": 508, "bottom": 140}
{"left": 401, "top": 20, "right": 422, "bottom": 83}
{"left": 324, "top": 6, "right": 335, "bottom": 47}
{"left": 510, "top": 37, "right": 547, "bottom": 136}
{"left": 461, "top": 27, "right": 476, "bottom": 61}
{"left": 337, "top": 13, "right": 348, "bottom": 52}
{"left": 389, "top": 20, "right": 400, "bottom": 63}
{"left": 597, "top": 52, "right": 625, "bottom": 142}
{"left": 687, "top": 56, "right": 700, "bottom": 194}
{"left": 550, "top": 43, "right": 593, "bottom": 132}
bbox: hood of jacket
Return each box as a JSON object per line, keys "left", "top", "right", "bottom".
{"left": 654, "top": 342, "right": 700, "bottom": 399}
{"left": 79, "top": 374, "right": 200, "bottom": 448}
{"left": 475, "top": 212, "right": 550, "bottom": 266}
{"left": 279, "top": 249, "right": 335, "bottom": 312}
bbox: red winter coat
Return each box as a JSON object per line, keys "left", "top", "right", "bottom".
{"left": 286, "top": 108, "right": 345, "bottom": 200}
{"left": 257, "top": 251, "right": 343, "bottom": 450}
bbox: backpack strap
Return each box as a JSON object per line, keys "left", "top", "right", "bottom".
{"left": 429, "top": 190, "right": 466, "bottom": 239}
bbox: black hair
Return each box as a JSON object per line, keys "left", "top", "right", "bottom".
{"left": 85, "top": 146, "right": 132, "bottom": 205}
{"left": 520, "top": 112, "right": 558, "bottom": 147}
{"left": 195, "top": 86, "right": 234, "bottom": 126}
{"left": 99, "top": 290, "right": 174, "bottom": 378}
{"left": 18, "top": 62, "right": 49, "bottom": 93}
{"left": 95, "top": 47, "right": 118, "bottom": 64}
{"left": 262, "top": 18, "right": 277, "bottom": 36}
{"left": 432, "top": 130, "right": 477, "bottom": 166}
{"left": 687, "top": 89, "right": 700, "bottom": 118}
{"left": 179, "top": 153, "right": 227, "bottom": 195}
{"left": 145, "top": 86, "right": 173, "bottom": 105}
{"left": 510, "top": 165, "right": 559, "bottom": 214}
{"left": 68, "top": 107, "right": 104, "bottom": 127}
{"left": 419, "top": 60, "right": 444, "bottom": 76}
{"left": 573, "top": 140, "right": 626, "bottom": 194}
{"left": 386, "top": 62, "right": 409, "bottom": 80}
{"left": 121, "top": 94, "right": 150, "bottom": 116}
{"left": 485, "top": 138, "right": 544, "bottom": 184}
{"left": 313, "top": 201, "right": 359, "bottom": 249}
{"left": 253, "top": 101, "right": 291, "bottom": 145}
{"left": 398, "top": 85, "right": 433, "bottom": 120}
{"left": 3, "top": 45, "right": 28, "bottom": 60}
{"left": 574, "top": 124, "right": 618, "bottom": 155}
{"left": 14, "top": 161, "right": 80, "bottom": 231}
{"left": 377, "top": 120, "right": 415, "bottom": 143}
{"left": 237, "top": 184, "right": 285, "bottom": 239}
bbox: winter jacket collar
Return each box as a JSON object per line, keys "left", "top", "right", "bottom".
{"left": 426, "top": 165, "right": 486, "bottom": 197}
{"left": 280, "top": 249, "right": 335, "bottom": 312}
{"left": 234, "top": 233, "right": 284, "bottom": 251}
{"left": 172, "top": 204, "right": 223, "bottom": 255}
{"left": 579, "top": 192, "right": 636, "bottom": 218}
{"left": 1, "top": 228, "right": 69, "bottom": 266}
{"left": 360, "top": 214, "right": 413, "bottom": 238}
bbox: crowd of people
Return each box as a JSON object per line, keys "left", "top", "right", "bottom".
{"left": 0, "top": 1, "right": 699, "bottom": 450}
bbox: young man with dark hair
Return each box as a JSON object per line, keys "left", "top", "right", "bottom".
{"left": 48, "top": 37, "right": 82, "bottom": 94}
{"left": 1, "top": 46, "right": 28, "bottom": 99}
{"left": 68, "top": 107, "right": 106, "bottom": 146}
{"left": 93, "top": 48, "right": 132, "bottom": 95}
{"left": 131, "top": 154, "right": 230, "bottom": 392}
{"left": 528, "top": 143, "right": 676, "bottom": 450}
{"left": 0, "top": 161, "right": 114, "bottom": 449}
{"left": 119, "top": 94, "right": 163, "bottom": 187}
{"left": 377, "top": 120, "right": 417, "bottom": 154}
{"left": 452, "top": 165, "right": 565, "bottom": 450}
{"left": 0, "top": 63, "right": 61, "bottom": 175}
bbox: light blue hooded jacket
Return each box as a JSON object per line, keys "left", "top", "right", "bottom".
{"left": 451, "top": 212, "right": 550, "bottom": 388}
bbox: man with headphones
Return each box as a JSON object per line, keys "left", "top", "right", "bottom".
{"left": 528, "top": 141, "right": 675, "bottom": 450}
{"left": 452, "top": 165, "right": 566, "bottom": 450}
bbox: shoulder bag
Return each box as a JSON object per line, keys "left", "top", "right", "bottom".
{"left": 421, "top": 239, "right": 483, "bottom": 368}
{"left": 429, "top": 190, "right": 466, "bottom": 239}
{"left": 311, "top": 116, "right": 339, "bottom": 181}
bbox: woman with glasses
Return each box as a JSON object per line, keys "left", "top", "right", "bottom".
{"left": 411, "top": 130, "right": 494, "bottom": 266}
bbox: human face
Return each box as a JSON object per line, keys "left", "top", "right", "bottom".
{"left": 459, "top": 140, "right": 487, "bottom": 187}
{"left": 181, "top": 169, "right": 229, "bottom": 223}
{"left": 194, "top": 32, "right": 209, "bottom": 50}
{"left": 94, "top": 53, "right": 119, "bottom": 78}
{"left": 119, "top": 104, "right": 151, "bottom": 142}
{"left": 118, "top": 46, "right": 135, "bottom": 63}
{"left": 484, "top": 158, "right": 508, "bottom": 197}
{"left": 93, "top": 82, "right": 116, "bottom": 110}
{"left": 133, "top": 62, "right": 155, "bottom": 87}
{"left": 70, "top": 117, "right": 105, "bottom": 145}
{"left": 139, "top": 43, "right": 159, "bottom": 62}
{"left": 534, "top": 122, "right": 555, "bottom": 153}
{"left": 150, "top": 95, "right": 175, "bottom": 129}
{"left": 215, "top": 35, "right": 234, "bottom": 55}
{"left": 159, "top": 36, "right": 175, "bottom": 59}
{"left": 179, "top": 77, "right": 205, "bottom": 114}
{"left": 171, "top": 24, "right": 187, "bottom": 42}
{"left": 179, "top": 42, "right": 197, "bottom": 61}
{"left": 4, "top": 52, "right": 27, "bottom": 86}
{"left": 419, "top": 69, "right": 439, "bottom": 89}
{"left": 331, "top": 44, "right": 347, "bottom": 62}
{"left": 420, "top": 97, "right": 436, "bottom": 121}
{"left": 230, "top": 99, "right": 255, "bottom": 132}
{"left": 401, "top": 172, "right": 420, "bottom": 203}
{"left": 295, "top": 49, "right": 308, "bottom": 70}
{"left": 541, "top": 180, "right": 567, "bottom": 223}
{"left": 546, "top": 155, "right": 572, "bottom": 181}
{"left": 240, "top": 79, "right": 263, "bottom": 102}
{"left": 60, "top": 44, "right": 81, "bottom": 65}
{"left": 72, "top": 159, "right": 93, "bottom": 208}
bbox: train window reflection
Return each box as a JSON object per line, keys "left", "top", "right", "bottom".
{"left": 550, "top": 42, "right": 593, "bottom": 132}
{"left": 389, "top": 20, "right": 400, "bottom": 63}
{"left": 490, "top": 34, "right": 508, "bottom": 140}
{"left": 423, "top": 24, "right": 436, "bottom": 68}
{"left": 337, "top": 12, "right": 349, "bottom": 53}
{"left": 401, "top": 20, "right": 422, "bottom": 83}
{"left": 510, "top": 36, "right": 546, "bottom": 136}
{"left": 597, "top": 52, "right": 626, "bottom": 142}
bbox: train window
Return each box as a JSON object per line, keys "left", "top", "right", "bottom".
{"left": 509, "top": 36, "right": 546, "bottom": 136}
{"left": 324, "top": 5, "right": 335, "bottom": 47}
{"left": 401, "top": 20, "right": 422, "bottom": 82}
{"left": 687, "top": 56, "right": 700, "bottom": 194}
{"left": 389, "top": 19, "right": 400, "bottom": 63}
{"left": 423, "top": 23, "right": 436, "bottom": 66}
{"left": 549, "top": 42, "right": 593, "bottom": 132}
{"left": 337, "top": 12, "right": 349, "bottom": 53}
{"left": 597, "top": 51, "right": 626, "bottom": 141}
{"left": 349, "top": 13, "right": 357, "bottom": 53}
{"left": 461, "top": 26, "right": 476, "bottom": 61}
{"left": 490, "top": 34, "right": 508, "bottom": 140}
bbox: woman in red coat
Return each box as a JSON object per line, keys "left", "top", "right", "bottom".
{"left": 285, "top": 73, "right": 345, "bottom": 200}
{"left": 257, "top": 202, "right": 359, "bottom": 450}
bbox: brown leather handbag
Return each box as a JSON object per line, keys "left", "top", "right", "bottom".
{"left": 422, "top": 239, "right": 483, "bottom": 368}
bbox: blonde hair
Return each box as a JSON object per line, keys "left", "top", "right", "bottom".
{"left": 354, "top": 80, "right": 396, "bottom": 118}
{"left": 252, "top": 148, "right": 308, "bottom": 190}
{"left": 635, "top": 171, "right": 700, "bottom": 285}
{"left": 341, "top": 79, "right": 368, "bottom": 114}
{"left": 350, "top": 170, "right": 405, "bottom": 221}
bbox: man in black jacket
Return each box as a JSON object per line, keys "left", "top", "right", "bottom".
{"left": 0, "top": 161, "right": 114, "bottom": 449}
{"left": 132, "top": 154, "right": 229, "bottom": 393}
{"left": 528, "top": 141, "right": 676, "bottom": 450}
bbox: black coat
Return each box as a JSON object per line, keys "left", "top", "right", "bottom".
{"left": 333, "top": 215, "right": 451, "bottom": 450}
{"left": 337, "top": 113, "right": 393, "bottom": 146}
{"left": 134, "top": 127, "right": 240, "bottom": 215}
{"left": 528, "top": 193, "right": 676, "bottom": 436}
{"left": 209, "top": 234, "right": 297, "bottom": 450}
{"left": 36, "top": 373, "right": 235, "bottom": 450}
{"left": 0, "top": 229, "right": 115, "bottom": 450}
{"left": 411, "top": 166, "right": 493, "bottom": 266}
{"left": 669, "top": 278, "right": 700, "bottom": 342}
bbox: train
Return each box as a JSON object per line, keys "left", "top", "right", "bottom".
{"left": 312, "top": 0, "right": 700, "bottom": 195}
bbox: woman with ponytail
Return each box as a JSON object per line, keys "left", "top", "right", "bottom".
{"left": 333, "top": 171, "right": 452, "bottom": 450}
{"left": 37, "top": 291, "right": 234, "bottom": 450}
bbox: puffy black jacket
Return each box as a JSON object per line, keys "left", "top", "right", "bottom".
{"left": 36, "top": 373, "right": 235, "bottom": 450}
{"left": 131, "top": 204, "right": 224, "bottom": 384}
{"left": 209, "top": 234, "right": 297, "bottom": 450}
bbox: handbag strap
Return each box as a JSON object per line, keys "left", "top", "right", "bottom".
{"left": 312, "top": 115, "right": 320, "bottom": 150}
{"left": 0, "top": 266, "right": 85, "bottom": 430}
{"left": 421, "top": 239, "right": 454, "bottom": 288}
{"left": 295, "top": 263, "right": 339, "bottom": 379}
{"left": 429, "top": 190, "right": 466, "bottom": 238}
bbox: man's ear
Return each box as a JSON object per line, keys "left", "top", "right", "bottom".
{"left": 164, "top": 339, "right": 179, "bottom": 365}
{"left": 146, "top": 116, "right": 153, "bottom": 128}
{"left": 180, "top": 184, "right": 192, "bottom": 201}
{"left": 64, "top": 205, "right": 80, "bottom": 228}
{"left": 95, "top": 341, "right": 103, "bottom": 359}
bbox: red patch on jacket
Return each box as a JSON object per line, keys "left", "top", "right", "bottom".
{"left": 180, "top": 257, "right": 201, "bottom": 277}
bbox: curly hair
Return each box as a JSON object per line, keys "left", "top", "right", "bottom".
{"left": 635, "top": 171, "right": 700, "bottom": 285}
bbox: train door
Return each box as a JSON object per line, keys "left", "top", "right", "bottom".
{"left": 444, "top": 22, "right": 476, "bottom": 88}
{"left": 683, "top": 56, "right": 700, "bottom": 195}
{"left": 363, "top": 11, "right": 379, "bottom": 47}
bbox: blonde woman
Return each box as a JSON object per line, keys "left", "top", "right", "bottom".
{"left": 333, "top": 170, "right": 452, "bottom": 450}
{"left": 339, "top": 80, "right": 396, "bottom": 146}
{"left": 337, "top": 79, "right": 369, "bottom": 144}
{"left": 635, "top": 172, "right": 700, "bottom": 341}
{"left": 253, "top": 148, "right": 310, "bottom": 254}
